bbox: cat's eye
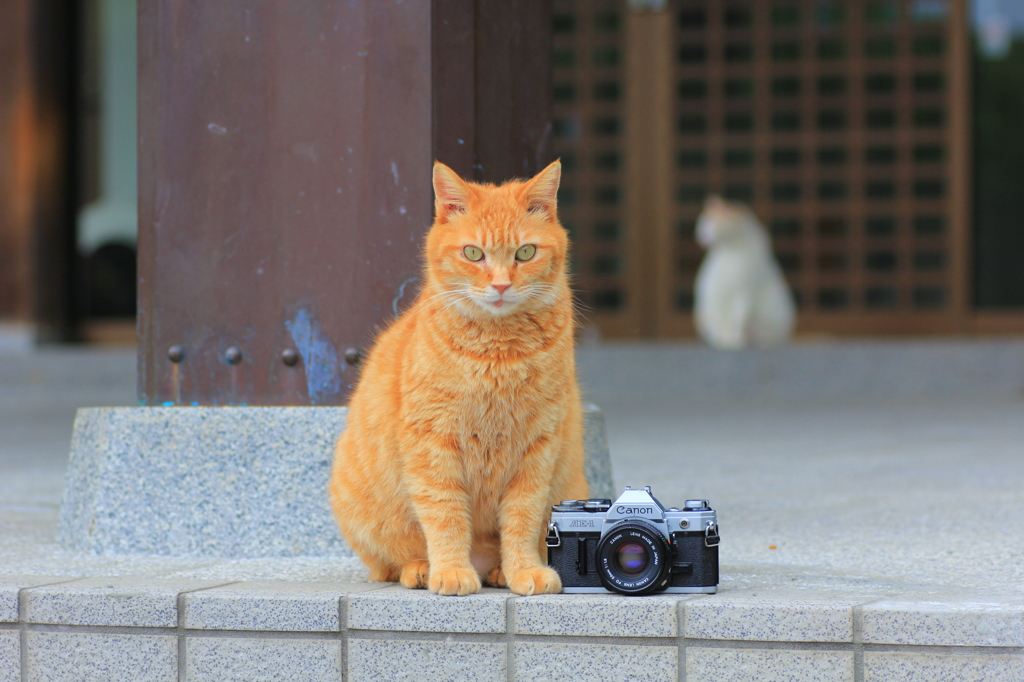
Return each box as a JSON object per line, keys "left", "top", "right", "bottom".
{"left": 515, "top": 244, "right": 537, "bottom": 262}
{"left": 463, "top": 245, "right": 484, "bottom": 262}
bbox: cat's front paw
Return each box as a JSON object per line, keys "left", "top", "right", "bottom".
{"left": 399, "top": 560, "right": 430, "bottom": 589}
{"left": 428, "top": 566, "right": 481, "bottom": 596}
{"left": 508, "top": 566, "right": 562, "bottom": 596}
{"left": 485, "top": 566, "right": 507, "bottom": 588}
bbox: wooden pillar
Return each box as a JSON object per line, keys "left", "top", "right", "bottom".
{"left": 137, "top": 0, "right": 553, "bottom": 406}
{"left": 625, "top": 7, "right": 674, "bottom": 338}
{"left": 0, "top": 0, "right": 31, "bottom": 327}
{"left": 0, "top": 0, "right": 79, "bottom": 341}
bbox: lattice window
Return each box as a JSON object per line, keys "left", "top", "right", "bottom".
{"left": 665, "top": 0, "right": 964, "bottom": 332}
{"left": 554, "top": 0, "right": 968, "bottom": 338}
{"left": 552, "top": 0, "right": 631, "bottom": 329}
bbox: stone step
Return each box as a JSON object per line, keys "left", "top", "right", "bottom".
{"left": 2, "top": 574, "right": 1023, "bottom": 681}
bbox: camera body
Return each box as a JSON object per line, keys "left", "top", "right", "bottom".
{"left": 547, "top": 486, "right": 719, "bottom": 595}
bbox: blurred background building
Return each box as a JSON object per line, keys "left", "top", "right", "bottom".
{"left": 0, "top": 0, "right": 1022, "bottom": 344}
{"left": 556, "top": 0, "right": 1024, "bottom": 337}
{"left": 0, "top": 0, "right": 134, "bottom": 347}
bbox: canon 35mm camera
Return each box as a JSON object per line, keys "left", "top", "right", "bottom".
{"left": 546, "top": 486, "right": 719, "bottom": 595}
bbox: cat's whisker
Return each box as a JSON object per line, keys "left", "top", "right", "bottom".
{"left": 571, "top": 306, "right": 593, "bottom": 325}
{"left": 415, "top": 288, "right": 475, "bottom": 312}
{"left": 441, "top": 299, "right": 473, "bottom": 314}
{"left": 420, "top": 288, "right": 469, "bottom": 304}
{"left": 437, "top": 291, "right": 476, "bottom": 314}
{"left": 568, "top": 291, "right": 594, "bottom": 314}
{"left": 526, "top": 287, "right": 562, "bottom": 308}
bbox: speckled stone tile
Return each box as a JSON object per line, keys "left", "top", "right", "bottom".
{"left": 25, "top": 631, "right": 177, "bottom": 682}
{"left": 0, "top": 584, "right": 15, "bottom": 623}
{"left": 515, "top": 642, "right": 677, "bottom": 681}
{"left": 583, "top": 403, "right": 615, "bottom": 499}
{"left": 0, "top": 630, "right": 19, "bottom": 682}
{"left": 347, "top": 638, "right": 506, "bottom": 681}
{"left": 859, "top": 598, "right": 1024, "bottom": 647}
{"left": 186, "top": 637, "right": 342, "bottom": 682}
{"left": 57, "top": 407, "right": 353, "bottom": 558}
{"left": 685, "top": 591, "right": 873, "bottom": 642}
{"left": 24, "top": 576, "right": 228, "bottom": 627}
{"left": 0, "top": 575, "right": 76, "bottom": 622}
{"left": 347, "top": 585, "right": 509, "bottom": 633}
{"left": 514, "top": 593, "right": 686, "bottom": 637}
{"left": 686, "top": 648, "right": 854, "bottom": 682}
{"left": 183, "top": 580, "right": 384, "bottom": 632}
{"left": 864, "top": 652, "right": 1024, "bottom": 682}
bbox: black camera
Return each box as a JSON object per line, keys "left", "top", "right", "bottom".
{"left": 546, "top": 486, "right": 719, "bottom": 595}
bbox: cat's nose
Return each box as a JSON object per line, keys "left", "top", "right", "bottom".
{"left": 493, "top": 283, "right": 511, "bottom": 295}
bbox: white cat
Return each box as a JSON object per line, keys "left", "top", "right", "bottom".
{"left": 693, "top": 196, "right": 796, "bottom": 349}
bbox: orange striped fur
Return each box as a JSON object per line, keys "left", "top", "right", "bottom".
{"left": 328, "top": 160, "right": 588, "bottom": 596}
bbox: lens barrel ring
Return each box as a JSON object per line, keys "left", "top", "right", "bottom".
{"left": 595, "top": 518, "right": 671, "bottom": 595}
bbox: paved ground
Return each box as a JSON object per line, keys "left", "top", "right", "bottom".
{"left": 2, "top": 341, "right": 1024, "bottom": 597}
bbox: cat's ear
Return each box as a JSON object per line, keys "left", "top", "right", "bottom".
{"left": 524, "top": 159, "right": 561, "bottom": 218}
{"left": 433, "top": 162, "right": 470, "bottom": 222}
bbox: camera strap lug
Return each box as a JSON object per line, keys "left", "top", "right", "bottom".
{"left": 545, "top": 522, "right": 561, "bottom": 547}
{"left": 705, "top": 521, "right": 720, "bottom": 548}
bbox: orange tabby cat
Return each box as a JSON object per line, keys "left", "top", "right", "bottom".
{"left": 328, "top": 160, "right": 588, "bottom": 596}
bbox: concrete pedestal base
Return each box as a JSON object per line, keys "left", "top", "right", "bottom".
{"left": 57, "top": 405, "right": 614, "bottom": 558}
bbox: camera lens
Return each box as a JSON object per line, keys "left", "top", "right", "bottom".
{"left": 595, "top": 519, "right": 670, "bottom": 595}
{"left": 615, "top": 543, "right": 648, "bottom": 575}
